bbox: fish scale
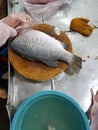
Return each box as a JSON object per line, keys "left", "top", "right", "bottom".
{"left": 11, "top": 29, "right": 82, "bottom": 75}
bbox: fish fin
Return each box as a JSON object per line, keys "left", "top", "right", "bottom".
{"left": 43, "top": 59, "right": 60, "bottom": 68}
{"left": 61, "top": 42, "right": 68, "bottom": 50}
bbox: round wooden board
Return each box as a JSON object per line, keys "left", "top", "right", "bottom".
{"left": 9, "top": 24, "right": 73, "bottom": 81}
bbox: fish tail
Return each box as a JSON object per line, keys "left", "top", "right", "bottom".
{"left": 63, "top": 53, "right": 82, "bottom": 75}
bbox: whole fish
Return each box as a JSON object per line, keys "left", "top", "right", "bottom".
{"left": 10, "top": 29, "right": 82, "bottom": 75}
{"left": 90, "top": 89, "right": 98, "bottom": 130}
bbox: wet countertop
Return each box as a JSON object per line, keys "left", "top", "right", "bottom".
{"left": 8, "top": 0, "right": 98, "bottom": 115}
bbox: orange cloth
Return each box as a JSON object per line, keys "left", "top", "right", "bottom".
{"left": 70, "top": 18, "right": 94, "bottom": 36}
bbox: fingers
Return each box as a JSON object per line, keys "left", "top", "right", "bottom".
{"left": 10, "top": 13, "right": 32, "bottom": 28}
{"left": 24, "top": 14, "right": 32, "bottom": 23}
{"left": 12, "top": 13, "right": 33, "bottom": 32}
{"left": 15, "top": 14, "right": 33, "bottom": 33}
{"left": 1, "top": 13, "right": 32, "bottom": 28}
{"left": 19, "top": 13, "right": 32, "bottom": 27}
{"left": 1, "top": 14, "right": 21, "bottom": 28}
{"left": 1, "top": 13, "right": 32, "bottom": 36}
{"left": 14, "top": 13, "right": 31, "bottom": 23}
{"left": 0, "top": 21, "right": 17, "bottom": 47}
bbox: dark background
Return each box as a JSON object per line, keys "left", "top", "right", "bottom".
{"left": 0, "top": 0, "right": 9, "bottom": 130}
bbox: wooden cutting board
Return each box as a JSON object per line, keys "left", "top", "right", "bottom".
{"left": 9, "top": 24, "right": 73, "bottom": 81}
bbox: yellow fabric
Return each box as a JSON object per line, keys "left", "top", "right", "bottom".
{"left": 70, "top": 18, "right": 94, "bottom": 36}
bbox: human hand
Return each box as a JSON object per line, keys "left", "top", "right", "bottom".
{"left": 0, "top": 21, "right": 17, "bottom": 47}
{"left": 2, "top": 13, "right": 32, "bottom": 29}
{"left": 70, "top": 18, "right": 94, "bottom": 36}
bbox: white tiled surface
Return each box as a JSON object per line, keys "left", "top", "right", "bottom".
{"left": 8, "top": 0, "right": 98, "bottom": 113}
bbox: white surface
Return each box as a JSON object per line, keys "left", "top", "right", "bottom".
{"left": 8, "top": 0, "right": 98, "bottom": 113}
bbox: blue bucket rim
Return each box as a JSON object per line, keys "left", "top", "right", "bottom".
{"left": 10, "top": 90, "right": 90, "bottom": 130}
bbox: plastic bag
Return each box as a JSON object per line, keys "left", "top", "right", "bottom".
{"left": 20, "top": 0, "right": 72, "bottom": 23}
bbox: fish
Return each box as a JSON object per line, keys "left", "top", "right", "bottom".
{"left": 90, "top": 89, "right": 98, "bottom": 130}
{"left": 21, "top": 0, "right": 72, "bottom": 22}
{"left": 10, "top": 29, "right": 82, "bottom": 75}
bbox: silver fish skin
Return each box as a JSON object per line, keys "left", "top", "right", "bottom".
{"left": 11, "top": 29, "right": 82, "bottom": 75}
{"left": 90, "top": 90, "right": 98, "bottom": 130}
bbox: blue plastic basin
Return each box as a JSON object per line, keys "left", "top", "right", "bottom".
{"left": 11, "top": 91, "right": 90, "bottom": 130}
